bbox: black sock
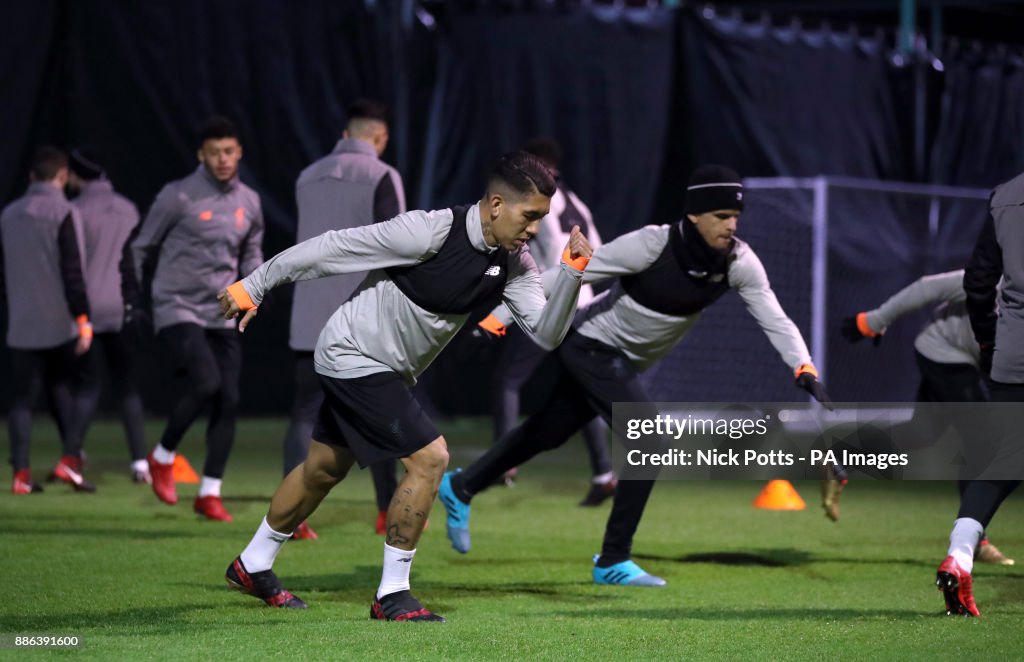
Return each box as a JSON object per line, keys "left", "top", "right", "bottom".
{"left": 596, "top": 554, "right": 628, "bottom": 568}
{"left": 451, "top": 472, "right": 473, "bottom": 504}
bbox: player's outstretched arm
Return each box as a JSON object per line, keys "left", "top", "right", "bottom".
{"left": 218, "top": 210, "right": 441, "bottom": 332}
{"left": 503, "top": 225, "right": 591, "bottom": 351}
{"left": 730, "top": 245, "right": 833, "bottom": 408}
{"left": 842, "top": 270, "right": 966, "bottom": 346}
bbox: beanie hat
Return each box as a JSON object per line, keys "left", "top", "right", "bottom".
{"left": 685, "top": 164, "right": 744, "bottom": 215}
{"left": 69, "top": 147, "right": 106, "bottom": 181}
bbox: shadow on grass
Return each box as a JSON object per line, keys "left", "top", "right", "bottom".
{"left": 634, "top": 548, "right": 812, "bottom": 567}
{"left": 282, "top": 565, "right": 385, "bottom": 593}
{"left": 546, "top": 606, "right": 930, "bottom": 622}
{"left": 633, "top": 549, "right": 993, "bottom": 572}
{"left": 221, "top": 495, "right": 275, "bottom": 504}
{"left": 0, "top": 604, "right": 300, "bottom": 635}
{"left": 2, "top": 526, "right": 200, "bottom": 540}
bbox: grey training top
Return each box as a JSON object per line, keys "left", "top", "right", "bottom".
{"left": 290, "top": 138, "right": 405, "bottom": 351}
{"left": 73, "top": 179, "right": 140, "bottom": 333}
{"left": 239, "top": 203, "right": 584, "bottom": 384}
{"left": 132, "top": 166, "right": 264, "bottom": 332}
{"left": 865, "top": 270, "right": 978, "bottom": 366}
{"left": 561, "top": 224, "right": 813, "bottom": 372}
{"left": 1, "top": 183, "right": 87, "bottom": 349}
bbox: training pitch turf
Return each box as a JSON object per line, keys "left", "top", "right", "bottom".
{"left": 2, "top": 418, "right": 1023, "bottom": 660}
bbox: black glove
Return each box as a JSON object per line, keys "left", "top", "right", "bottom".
{"left": 796, "top": 371, "right": 835, "bottom": 410}
{"left": 978, "top": 343, "right": 994, "bottom": 380}
{"left": 455, "top": 314, "right": 506, "bottom": 364}
{"left": 840, "top": 313, "right": 882, "bottom": 347}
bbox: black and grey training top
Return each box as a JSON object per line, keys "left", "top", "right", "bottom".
{"left": 239, "top": 203, "right": 584, "bottom": 384}
{"left": 546, "top": 220, "right": 812, "bottom": 372}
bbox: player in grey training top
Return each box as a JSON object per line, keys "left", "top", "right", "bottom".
{"left": 936, "top": 170, "right": 1024, "bottom": 617}
{"left": 474, "top": 137, "right": 615, "bottom": 503}
{"left": 219, "top": 151, "right": 591, "bottom": 622}
{"left": 283, "top": 100, "right": 406, "bottom": 541}
{"left": 842, "top": 270, "right": 1013, "bottom": 564}
{"left": 133, "top": 116, "right": 264, "bottom": 522}
{"left": 440, "top": 165, "right": 832, "bottom": 588}
{"left": 1, "top": 146, "right": 95, "bottom": 494}
{"left": 66, "top": 147, "right": 150, "bottom": 484}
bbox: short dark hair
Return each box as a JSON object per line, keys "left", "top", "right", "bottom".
{"left": 30, "top": 145, "right": 68, "bottom": 181}
{"left": 347, "top": 98, "right": 389, "bottom": 124}
{"left": 198, "top": 115, "right": 239, "bottom": 146}
{"left": 486, "top": 151, "right": 556, "bottom": 199}
{"left": 523, "top": 137, "right": 563, "bottom": 171}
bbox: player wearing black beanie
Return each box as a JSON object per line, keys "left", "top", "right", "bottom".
{"left": 440, "top": 164, "right": 831, "bottom": 588}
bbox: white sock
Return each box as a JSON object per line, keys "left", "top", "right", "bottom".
{"left": 131, "top": 459, "right": 149, "bottom": 474}
{"left": 948, "top": 517, "right": 983, "bottom": 574}
{"left": 592, "top": 471, "right": 615, "bottom": 485}
{"left": 240, "top": 517, "right": 292, "bottom": 573}
{"left": 376, "top": 543, "right": 416, "bottom": 599}
{"left": 199, "top": 476, "right": 222, "bottom": 498}
{"left": 152, "top": 445, "right": 175, "bottom": 464}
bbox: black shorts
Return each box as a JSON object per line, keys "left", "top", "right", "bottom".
{"left": 312, "top": 371, "right": 440, "bottom": 467}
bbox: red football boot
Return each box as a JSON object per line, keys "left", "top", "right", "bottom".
{"left": 292, "top": 520, "right": 318, "bottom": 540}
{"left": 194, "top": 495, "right": 233, "bottom": 522}
{"left": 936, "top": 555, "right": 980, "bottom": 617}
{"left": 147, "top": 450, "right": 177, "bottom": 505}
{"left": 12, "top": 469, "right": 43, "bottom": 495}
{"left": 49, "top": 455, "right": 96, "bottom": 492}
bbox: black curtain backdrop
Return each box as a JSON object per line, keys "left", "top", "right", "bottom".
{"left": 2, "top": 2, "right": 1023, "bottom": 417}
{"left": 930, "top": 43, "right": 1024, "bottom": 187}
{"left": 416, "top": 5, "right": 674, "bottom": 239}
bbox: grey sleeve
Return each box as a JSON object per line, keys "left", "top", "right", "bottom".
{"left": 540, "top": 225, "right": 666, "bottom": 297}
{"left": 239, "top": 201, "right": 265, "bottom": 277}
{"left": 240, "top": 209, "right": 446, "bottom": 305}
{"left": 132, "top": 185, "right": 182, "bottom": 288}
{"left": 865, "top": 270, "right": 965, "bottom": 332}
{"left": 502, "top": 250, "right": 583, "bottom": 351}
{"left": 577, "top": 225, "right": 666, "bottom": 285}
{"left": 730, "top": 246, "right": 813, "bottom": 370}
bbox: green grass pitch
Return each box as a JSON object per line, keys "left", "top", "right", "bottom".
{"left": 2, "top": 417, "right": 1023, "bottom": 659}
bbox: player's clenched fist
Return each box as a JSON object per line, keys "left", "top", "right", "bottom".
{"left": 564, "top": 225, "right": 593, "bottom": 262}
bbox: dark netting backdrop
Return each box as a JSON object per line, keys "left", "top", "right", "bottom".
{"left": 1, "top": 2, "right": 1023, "bottom": 416}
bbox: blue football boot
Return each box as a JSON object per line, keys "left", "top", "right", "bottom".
{"left": 439, "top": 470, "right": 472, "bottom": 554}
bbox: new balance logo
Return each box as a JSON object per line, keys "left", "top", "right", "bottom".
{"left": 483, "top": 266, "right": 501, "bottom": 277}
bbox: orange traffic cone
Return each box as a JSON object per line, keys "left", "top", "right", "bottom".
{"left": 172, "top": 455, "right": 200, "bottom": 484}
{"left": 753, "top": 480, "right": 805, "bottom": 510}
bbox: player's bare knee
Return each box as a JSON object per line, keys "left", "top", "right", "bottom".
{"left": 302, "top": 441, "right": 350, "bottom": 489}
{"left": 302, "top": 461, "right": 345, "bottom": 491}
{"left": 406, "top": 437, "right": 449, "bottom": 479}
